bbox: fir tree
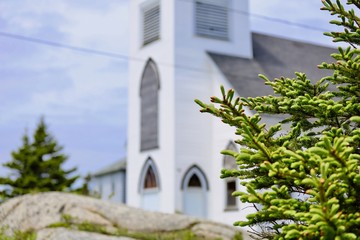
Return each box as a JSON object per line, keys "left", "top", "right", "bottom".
{"left": 0, "top": 118, "right": 79, "bottom": 200}
{"left": 196, "top": 0, "right": 360, "bottom": 239}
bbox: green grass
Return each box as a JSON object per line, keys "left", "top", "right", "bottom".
{"left": 46, "top": 214, "right": 243, "bottom": 240}
{"left": 0, "top": 227, "right": 36, "bottom": 240}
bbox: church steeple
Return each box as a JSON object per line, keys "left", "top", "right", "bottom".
{"left": 130, "top": 0, "right": 252, "bottom": 58}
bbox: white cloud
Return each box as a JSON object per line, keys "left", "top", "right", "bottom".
{"left": 58, "top": 3, "right": 129, "bottom": 54}
{"left": 0, "top": 1, "right": 130, "bottom": 175}
{"left": 0, "top": 0, "right": 129, "bottom": 126}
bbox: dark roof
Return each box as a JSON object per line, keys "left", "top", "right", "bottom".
{"left": 92, "top": 158, "right": 126, "bottom": 177}
{"left": 208, "top": 32, "right": 335, "bottom": 98}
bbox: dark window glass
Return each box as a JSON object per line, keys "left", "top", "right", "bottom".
{"left": 226, "top": 180, "right": 236, "bottom": 206}
{"left": 144, "top": 166, "right": 157, "bottom": 189}
{"left": 188, "top": 174, "right": 201, "bottom": 187}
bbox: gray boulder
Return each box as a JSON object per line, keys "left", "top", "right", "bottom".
{"left": 37, "top": 228, "right": 135, "bottom": 240}
{"left": 0, "top": 192, "right": 248, "bottom": 240}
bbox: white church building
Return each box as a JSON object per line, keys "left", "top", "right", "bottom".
{"left": 92, "top": 0, "right": 334, "bottom": 226}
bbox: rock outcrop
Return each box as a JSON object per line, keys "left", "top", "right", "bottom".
{"left": 0, "top": 192, "right": 249, "bottom": 240}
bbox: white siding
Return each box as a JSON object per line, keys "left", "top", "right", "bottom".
{"left": 92, "top": 171, "right": 126, "bottom": 203}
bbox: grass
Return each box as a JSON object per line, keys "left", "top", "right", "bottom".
{"left": 46, "top": 214, "right": 243, "bottom": 240}
{"left": 0, "top": 227, "right": 36, "bottom": 240}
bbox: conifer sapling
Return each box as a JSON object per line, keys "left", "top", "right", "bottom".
{"left": 196, "top": 0, "right": 360, "bottom": 239}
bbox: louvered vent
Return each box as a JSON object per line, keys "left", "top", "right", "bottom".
{"left": 195, "top": 0, "right": 229, "bottom": 40}
{"left": 143, "top": 2, "right": 160, "bottom": 45}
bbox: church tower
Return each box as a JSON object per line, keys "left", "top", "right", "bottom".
{"left": 127, "top": 0, "right": 252, "bottom": 222}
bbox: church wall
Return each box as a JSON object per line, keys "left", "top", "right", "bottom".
{"left": 127, "top": 0, "right": 176, "bottom": 213}
{"left": 173, "top": 61, "right": 213, "bottom": 214}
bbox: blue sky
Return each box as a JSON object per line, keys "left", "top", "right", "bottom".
{"left": 0, "top": 0, "right": 341, "bottom": 179}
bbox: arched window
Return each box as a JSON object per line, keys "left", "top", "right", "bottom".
{"left": 140, "top": 59, "right": 160, "bottom": 151}
{"left": 181, "top": 165, "right": 209, "bottom": 218}
{"left": 144, "top": 165, "right": 157, "bottom": 189}
{"left": 139, "top": 157, "right": 161, "bottom": 211}
{"left": 139, "top": 157, "right": 160, "bottom": 192}
{"left": 223, "top": 141, "right": 238, "bottom": 210}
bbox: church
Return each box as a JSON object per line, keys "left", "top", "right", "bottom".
{"left": 92, "top": 0, "right": 334, "bottom": 226}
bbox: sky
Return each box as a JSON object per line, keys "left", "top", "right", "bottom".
{"left": 0, "top": 0, "right": 343, "bottom": 181}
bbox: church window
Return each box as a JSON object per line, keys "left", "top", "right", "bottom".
{"left": 139, "top": 157, "right": 160, "bottom": 192}
{"left": 226, "top": 180, "right": 236, "bottom": 207}
{"left": 140, "top": 59, "right": 160, "bottom": 151}
{"left": 142, "top": 0, "right": 160, "bottom": 45}
{"left": 195, "top": 0, "right": 229, "bottom": 40}
{"left": 144, "top": 165, "right": 157, "bottom": 189}
{"left": 223, "top": 141, "right": 238, "bottom": 210}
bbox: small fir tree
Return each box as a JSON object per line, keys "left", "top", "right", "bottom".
{"left": 196, "top": 0, "right": 360, "bottom": 239}
{"left": 0, "top": 118, "right": 79, "bottom": 199}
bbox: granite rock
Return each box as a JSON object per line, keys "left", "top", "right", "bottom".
{"left": 0, "top": 192, "right": 247, "bottom": 240}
